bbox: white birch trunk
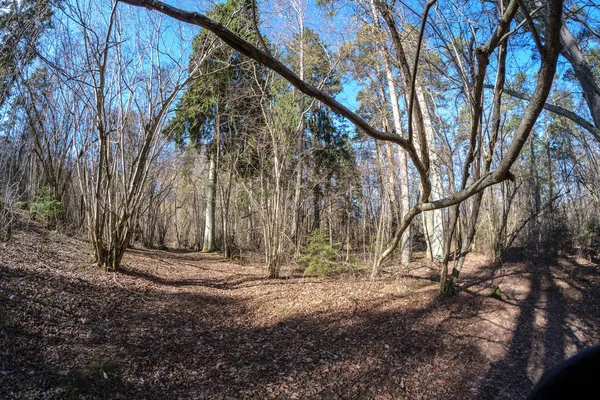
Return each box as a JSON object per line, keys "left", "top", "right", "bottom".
{"left": 415, "top": 87, "right": 445, "bottom": 262}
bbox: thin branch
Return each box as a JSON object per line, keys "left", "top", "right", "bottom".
{"left": 117, "top": 0, "right": 414, "bottom": 153}
{"left": 487, "top": 84, "right": 600, "bottom": 141}
{"left": 516, "top": 0, "right": 545, "bottom": 57}
{"left": 498, "top": 5, "right": 545, "bottom": 44}
{"left": 567, "top": 12, "right": 600, "bottom": 42}
{"left": 251, "top": 0, "right": 271, "bottom": 56}
{"left": 407, "top": 0, "right": 437, "bottom": 154}
{"left": 372, "top": 0, "right": 429, "bottom": 195}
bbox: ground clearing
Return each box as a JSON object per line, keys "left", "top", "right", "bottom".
{"left": 1, "top": 221, "right": 599, "bottom": 399}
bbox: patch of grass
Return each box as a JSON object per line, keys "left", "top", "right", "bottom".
{"left": 490, "top": 284, "right": 502, "bottom": 300}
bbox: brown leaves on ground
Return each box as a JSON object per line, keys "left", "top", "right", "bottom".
{"left": 1, "top": 223, "right": 599, "bottom": 399}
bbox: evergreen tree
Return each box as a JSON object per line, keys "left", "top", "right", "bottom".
{"left": 165, "top": 0, "right": 265, "bottom": 253}
{"left": 0, "top": 0, "right": 54, "bottom": 107}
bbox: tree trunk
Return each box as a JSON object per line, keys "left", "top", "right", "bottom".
{"left": 370, "top": 0, "right": 411, "bottom": 266}
{"left": 383, "top": 67, "right": 411, "bottom": 264}
{"left": 221, "top": 167, "right": 234, "bottom": 258}
{"left": 292, "top": 22, "right": 305, "bottom": 257}
{"left": 312, "top": 183, "right": 320, "bottom": 231}
{"left": 560, "top": 25, "right": 600, "bottom": 129}
{"left": 416, "top": 87, "right": 445, "bottom": 262}
{"left": 202, "top": 150, "right": 217, "bottom": 252}
{"left": 442, "top": 37, "right": 508, "bottom": 294}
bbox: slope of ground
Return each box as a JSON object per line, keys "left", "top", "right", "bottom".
{"left": 1, "top": 221, "right": 599, "bottom": 399}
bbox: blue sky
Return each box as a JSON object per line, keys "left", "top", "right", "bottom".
{"left": 53, "top": 0, "right": 599, "bottom": 137}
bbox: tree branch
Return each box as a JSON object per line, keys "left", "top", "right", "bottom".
{"left": 376, "top": 0, "right": 564, "bottom": 268}
{"left": 250, "top": 0, "right": 271, "bottom": 56}
{"left": 373, "top": 0, "right": 430, "bottom": 199}
{"left": 120, "top": 0, "right": 565, "bottom": 270}
{"left": 117, "top": 0, "right": 413, "bottom": 151}
{"left": 516, "top": 0, "right": 545, "bottom": 57}
{"left": 486, "top": 84, "right": 600, "bottom": 141}
{"left": 407, "top": 0, "right": 436, "bottom": 160}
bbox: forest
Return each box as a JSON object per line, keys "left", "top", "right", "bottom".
{"left": 1, "top": 0, "right": 600, "bottom": 398}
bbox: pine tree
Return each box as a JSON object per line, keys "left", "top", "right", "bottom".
{"left": 0, "top": 0, "right": 54, "bottom": 107}
{"left": 165, "top": 0, "right": 265, "bottom": 253}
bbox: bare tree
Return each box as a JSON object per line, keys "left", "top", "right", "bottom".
{"left": 119, "top": 0, "right": 564, "bottom": 287}
{"left": 49, "top": 0, "right": 197, "bottom": 270}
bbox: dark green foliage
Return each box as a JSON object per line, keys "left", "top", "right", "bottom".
{"left": 164, "top": 0, "right": 264, "bottom": 149}
{"left": 287, "top": 28, "right": 341, "bottom": 93}
{"left": 308, "top": 107, "right": 354, "bottom": 174}
{"left": 299, "top": 229, "right": 339, "bottom": 277}
{"left": 550, "top": 216, "right": 573, "bottom": 249}
{"left": 0, "top": 0, "right": 55, "bottom": 107}
{"left": 31, "top": 186, "right": 61, "bottom": 228}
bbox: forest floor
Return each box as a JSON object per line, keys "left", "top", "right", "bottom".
{"left": 1, "top": 219, "right": 600, "bottom": 399}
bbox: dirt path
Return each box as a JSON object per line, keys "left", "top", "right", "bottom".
{"left": 1, "top": 225, "right": 599, "bottom": 399}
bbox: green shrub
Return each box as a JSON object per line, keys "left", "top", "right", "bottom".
{"left": 490, "top": 284, "right": 502, "bottom": 300}
{"left": 299, "top": 229, "right": 340, "bottom": 277}
{"left": 31, "top": 186, "right": 61, "bottom": 228}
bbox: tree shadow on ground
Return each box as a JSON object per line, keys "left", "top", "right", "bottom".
{"left": 2, "top": 247, "right": 599, "bottom": 399}
{"left": 475, "top": 250, "right": 600, "bottom": 400}
{"left": 118, "top": 265, "right": 266, "bottom": 289}
{"left": 118, "top": 263, "right": 333, "bottom": 290}
{"left": 0, "top": 261, "right": 487, "bottom": 399}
